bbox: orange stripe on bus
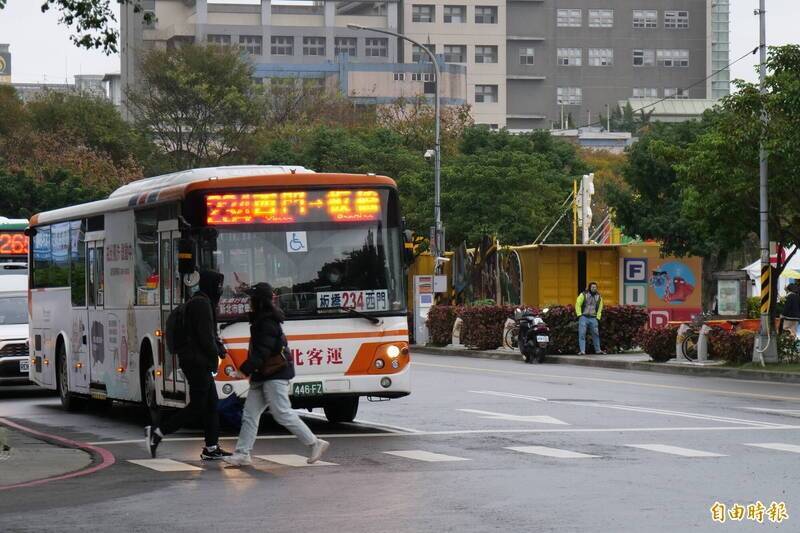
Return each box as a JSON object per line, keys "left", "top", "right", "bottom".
{"left": 225, "top": 329, "right": 408, "bottom": 344}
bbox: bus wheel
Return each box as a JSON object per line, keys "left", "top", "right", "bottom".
{"left": 139, "top": 346, "right": 158, "bottom": 423}
{"left": 323, "top": 396, "right": 359, "bottom": 424}
{"left": 56, "top": 342, "right": 82, "bottom": 411}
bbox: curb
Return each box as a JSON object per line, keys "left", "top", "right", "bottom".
{"left": 0, "top": 417, "right": 116, "bottom": 491}
{"left": 413, "top": 346, "right": 800, "bottom": 384}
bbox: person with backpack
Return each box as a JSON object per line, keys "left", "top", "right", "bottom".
{"left": 575, "top": 281, "right": 606, "bottom": 355}
{"left": 224, "top": 282, "right": 329, "bottom": 466}
{"left": 145, "top": 269, "right": 233, "bottom": 461}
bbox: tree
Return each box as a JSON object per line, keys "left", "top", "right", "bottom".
{"left": 0, "top": 1, "right": 150, "bottom": 54}
{"left": 0, "top": 169, "right": 116, "bottom": 218}
{"left": 126, "top": 45, "right": 262, "bottom": 171}
{"left": 598, "top": 102, "right": 654, "bottom": 134}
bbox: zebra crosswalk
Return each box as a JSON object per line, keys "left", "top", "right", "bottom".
{"left": 125, "top": 441, "right": 800, "bottom": 473}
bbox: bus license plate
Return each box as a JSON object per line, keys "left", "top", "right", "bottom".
{"left": 19, "top": 360, "right": 29, "bottom": 373}
{"left": 293, "top": 382, "right": 323, "bottom": 397}
{"left": 536, "top": 335, "right": 549, "bottom": 343}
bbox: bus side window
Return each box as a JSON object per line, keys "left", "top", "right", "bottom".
{"left": 135, "top": 209, "right": 159, "bottom": 306}
{"left": 87, "top": 247, "right": 96, "bottom": 307}
{"left": 70, "top": 220, "right": 86, "bottom": 307}
{"left": 96, "top": 247, "right": 104, "bottom": 306}
{"left": 32, "top": 226, "right": 51, "bottom": 288}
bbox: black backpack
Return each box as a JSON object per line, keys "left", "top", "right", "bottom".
{"left": 165, "top": 302, "right": 189, "bottom": 354}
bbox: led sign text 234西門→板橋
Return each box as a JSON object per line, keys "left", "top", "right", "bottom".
{"left": 206, "top": 190, "right": 382, "bottom": 225}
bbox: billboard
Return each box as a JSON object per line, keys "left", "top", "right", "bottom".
{"left": 0, "top": 51, "right": 10, "bottom": 77}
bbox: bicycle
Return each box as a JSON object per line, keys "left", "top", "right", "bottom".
{"left": 680, "top": 311, "right": 737, "bottom": 361}
{"left": 504, "top": 322, "right": 519, "bottom": 349}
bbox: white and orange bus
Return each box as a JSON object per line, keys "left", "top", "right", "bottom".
{"left": 27, "top": 166, "right": 411, "bottom": 422}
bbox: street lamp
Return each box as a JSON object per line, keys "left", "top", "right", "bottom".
{"left": 347, "top": 24, "right": 443, "bottom": 260}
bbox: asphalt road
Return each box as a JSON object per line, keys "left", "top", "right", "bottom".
{"left": 2, "top": 353, "right": 800, "bottom": 532}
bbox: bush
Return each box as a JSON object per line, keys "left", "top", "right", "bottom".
{"left": 425, "top": 305, "right": 459, "bottom": 346}
{"left": 637, "top": 327, "right": 678, "bottom": 362}
{"left": 459, "top": 305, "right": 513, "bottom": 350}
{"left": 601, "top": 306, "right": 649, "bottom": 353}
{"left": 707, "top": 327, "right": 755, "bottom": 364}
{"left": 777, "top": 331, "right": 800, "bottom": 363}
{"left": 543, "top": 305, "right": 579, "bottom": 354}
{"left": 747, "top": 297, "right": 760, "bottom": 319}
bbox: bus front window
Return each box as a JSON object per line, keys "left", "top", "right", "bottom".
{"left": 207, "top": 223, "right": 406, "bottom": 320}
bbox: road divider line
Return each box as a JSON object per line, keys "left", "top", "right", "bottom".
{"left": 416, "top": 361, "right": 800, "bottom": 401}
{"left": 744, "top": 442, "right": 800, "bottom": 453}
{"left": 506, "top": 445, "right": 599, "bottom": 459}
{"left": 255, "top": 454, "right": 337, "bottom": 467}
{"left": 384, "top": 450, "right": 470, "bottom": 462}
{"left": 127, "top": 458, "right": 203, "bottom": 472}
{"left": 626, "top": 444, "right": 726, "bottom": 457}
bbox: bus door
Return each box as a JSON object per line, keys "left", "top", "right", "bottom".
{"left": 158, "top": 226, "right": 188, "bottom": 407}
{"left": 86, "top": 238, "right": 108, "bottom": 399}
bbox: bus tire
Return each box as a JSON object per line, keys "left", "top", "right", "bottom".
{"left": 139, "top": 343, "right": 158, "bottom": 423}
{"left": 323, "top": 396, "right": 359, "bottom": 424}
{"left": 56, "top": 340, "right": 83, "bottom": 412}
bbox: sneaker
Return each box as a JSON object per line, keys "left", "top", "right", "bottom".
{"left": 307, "top": 439, "right": 330, "bottom": 464}
{"left": 145, "top": 426, "right": 162, "bottom": 458}
{"left": 223, "top": 452, "right": 253, "bottom": 467}
{"left": 201, "top": 446, "right": 233, "bottom": 461}
{"left": 577, "top": 352, "right": 586, "bottom": 356}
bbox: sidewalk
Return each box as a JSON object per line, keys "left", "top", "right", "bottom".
{"left": 414, "top": 345, "right": 800, "bottom": 384}
{"left": 0, "top": 421, "right": 94, "bottom": 490}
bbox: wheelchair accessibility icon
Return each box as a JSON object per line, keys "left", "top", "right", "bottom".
{"left": 286, "top": 231, "right": 308, "bottom": 253}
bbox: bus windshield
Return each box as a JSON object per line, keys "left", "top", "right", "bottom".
{"left": 209, "top": 222, "right": 406, "bottom": 320}
{"left": 0, "top": 296, "right": 28, "bottom": 325}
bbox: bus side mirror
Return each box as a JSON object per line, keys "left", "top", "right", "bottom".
{"left": 24, "top": 227, "right": 36, "bottom": 237}
{"left": 178, "top": 238, "right": 195, "bottom": 275}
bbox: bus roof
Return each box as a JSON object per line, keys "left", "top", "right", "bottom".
{"left": 0, "top": 217, "right": 29, "bottom": 230}
{"left": 30, "top": 165, "right": 397, "bottom": 227}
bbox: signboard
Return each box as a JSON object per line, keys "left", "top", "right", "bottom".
{"left": 717, "top": 279, "right": 741, "bottom": 316}
{"left": 0, "top": 52, "right": 10, "bottom": 76}
{"left": 0, "top": 232, "right": 28, "bottom": 255}
{"left": 317, "top": 289, "right": 388, "bottom": 312}
{"left": 206, "top": 189, "right": 382, "bottom": 225}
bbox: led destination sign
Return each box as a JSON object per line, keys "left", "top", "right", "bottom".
{"left": 0, "top": 232, "right": 28, "bottom": 255}
{"left": 206, "top": 190, "right": 382, "bottom": 225}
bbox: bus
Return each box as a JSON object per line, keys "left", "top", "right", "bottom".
{"left": 27, "top": 166, "right": 411, "bottom": 423}
{"left": 0, "top": 217, "right": 30, "bottom": 265}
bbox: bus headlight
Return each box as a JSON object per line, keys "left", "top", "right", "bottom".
{"left": 380, "top": 377, "right": 392, "bottom": 388}
{"left": 222, "top": 383, "right": 233, "bottom": 395}
{"left": 391, "top": 359, "right": 399, "bottom": 369}
{"left": 386, "top": 345, "right": 401, "bottom": 358}
{"left": 224, "top": 365, "right": 236, "bottom": 377}
{"left": 374, "top": 358, "right": 385, "bottom": 369}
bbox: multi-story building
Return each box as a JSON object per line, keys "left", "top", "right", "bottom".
{"left": 121, "top": 1, "right": 728, "bottom": 130}
{"left": 120, "top": 0, "right": 467, "bottom": 119}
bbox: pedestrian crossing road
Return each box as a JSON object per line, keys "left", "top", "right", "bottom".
{"left": 126, "top": 440, "right": 800, "bottom": 473}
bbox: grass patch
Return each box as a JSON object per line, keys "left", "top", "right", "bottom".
{"left": 724, "top": 362, "right": 800, "bottom": 373}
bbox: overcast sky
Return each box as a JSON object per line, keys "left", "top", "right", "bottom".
{"left": 0, "top": 1, "right": 797, "bottom": 85}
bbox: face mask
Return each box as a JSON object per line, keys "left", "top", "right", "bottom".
{"left": 590, "top": 288, "right": 598, "bottom": 294}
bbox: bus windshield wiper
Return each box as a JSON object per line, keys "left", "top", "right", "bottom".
{"left": 344, "top": 308, "right": 381, "bottom": 325}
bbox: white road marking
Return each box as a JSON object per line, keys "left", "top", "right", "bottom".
{"left": 384, "top": 450, "right": 470, "bottom": 462}
{"left": 255, "top": 454, "right": 337, "bottom": 467}
{"left": 127, "top": 459, "right": 203, "bottom": 472}
{"left": 416, "top": 361, "right": 800, "bottom": 401}
{"left": 459, "top": 409, "right": 568, "bottom": 425}
{"left": 744, "top": 442, "right": 800, "bottom": 453}
{"left": 626, "top": 444, "right": 726, "bottom": 457}
{"left": 745, "top": 408, "right": 800, "bottom": 415}
{"left": 506, "top": 446, "right": 599, "bottom": 459}
{"left": 470, "top": 390, "right": 787, "bottom": 428}
{"left": 300, "top": 412, "right": 423, "bottom": 434}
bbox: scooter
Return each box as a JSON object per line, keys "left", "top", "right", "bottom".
{"left": 515, "top": 308, "right": 550, "bottom": 364}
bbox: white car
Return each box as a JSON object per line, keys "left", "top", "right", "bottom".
{"left": 0, "top": 268, "right": 29, "bottom": 384}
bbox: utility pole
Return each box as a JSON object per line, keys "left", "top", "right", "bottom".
{"left": 755, "top": 0, "right": 776, "bottom": 363}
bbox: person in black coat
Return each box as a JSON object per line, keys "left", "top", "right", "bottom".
{"left": 224, "top": 282, "right": 330, "bottom": 466}
{"left": 782, "top": 282, "right": 800, "bottom": 338}
{"left": 146, "top": 270, "right": 232, "bottom": 460}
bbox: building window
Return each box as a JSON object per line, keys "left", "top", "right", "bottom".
{"left": 443, "top": 45, "right": 466, "bottom": 63}
{"left": 633, "top": 10, "right": 658, "bottom": 28}
{"left": 412, "top": 72, "right": 434, "bottom": 82}
{"left": 475, "top": 6, "right": 497, "bottom": 24}
{"left": 588, "top": 48, "right": 613, "bottom": 66}
{"left": 475, "top": 84, "right": 498, "bottom": 103}
{"left": 444, "top": 5, "right": 466, "bottom": 23}
{"left": 335, "top": 37, "right": 357, "bottom": 57}
{"left": 632, "top": 49, "right": 655, "bottom": 66}
{"left": 632, "top": 88, "right": 658, "bottom": 98}
{"left": 365, "top": 37, "right": 388, "bottom": 57}
{"left": 475, "top": 45, "right": 498, "bottom": 64}
{"left": 412, "top": 4, "right": 435, "bottom": 23}
{"left": 519, "top": 47, "right": 535, "bottom": 65}
{"left": 588, "top": 9, "right": 613, "bottom": 28}
{"left": 557, "top": 87, "right": 582, "bottom": 106}
{"left": 303, "top": 36, "right": 326, "bottom": 56}
{"left": 557, "top": 48, "right": 582, "bottom": 66}
{"left": 394, "top": 72, "right": 406, "bottom": 81}
{"left": 239, "top": 35, "right": 262, "bottom": 55}
{"left": 664, "top": 10, "right": 689, "bottom": 29}
{"left": 412, "top": 44, "right": 435, "bottom": 62}
{"left": 207, "top": 34, "right": 231, "bottom": 48}
{"left": 557, "top": 9, "right": 581, "bottom": 27}
{"left": 657, "top": 49, "right": 689, "bottom": 67}
{"left": 664, "top": 88, "right": 689, "bottom": 99}
{"left": 271, "top": 36, "right": 294, "bottom": 56}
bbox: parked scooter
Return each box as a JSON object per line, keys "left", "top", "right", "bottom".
{"left": 515, "top": 308, "right": 550, "bottom": 364}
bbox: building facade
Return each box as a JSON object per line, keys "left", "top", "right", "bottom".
{"left": 0, "top": 44, "right": 11, "bottom": 84}
{"left": 121, "top": 1, "right": 728, "bottom": 129}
